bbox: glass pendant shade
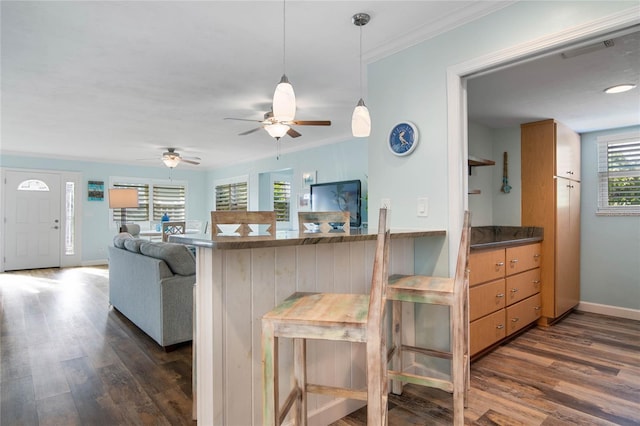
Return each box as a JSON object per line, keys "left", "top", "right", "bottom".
{"left": 352, "top": 98, "right": 371, "bottom": 137}
{"left": 265, "top": 122, "right": 290, "bottom": 139}
{"left": 162, "top": 157, "right": 180, "bottom": 168}
{"left": 273, "top": 74, "right": 296, "bottom": 122}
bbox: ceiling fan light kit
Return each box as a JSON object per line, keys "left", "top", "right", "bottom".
{"left": 162, "top": 156, "right": 180, "bottom": 168}
{"left": 160, "top": 148, "right": 201, "bottom": 168}
{"left": 352, "top": 12, "right": 371, "bottom": 138}
{"left": 265, "top": 122, "right": 290, "bottom": 139}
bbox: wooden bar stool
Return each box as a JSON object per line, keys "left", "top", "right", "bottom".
{"left": 210, "top": 210, "right": 276, "bottom": 240}
{"left": 298, "top": 211, "right": 350, "bottom": 236}
{"left": 387, "top": 211, "right": 470, "bottom": 426}
{"left": 262, "top": 208, "right": 390, "bottom": 426}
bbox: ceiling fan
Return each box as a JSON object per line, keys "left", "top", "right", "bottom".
{"left": 161, "top": 148, "right": 200, "bottom": 168}
{"left": 225, "top": 110, "right": 331, "bottom": 140}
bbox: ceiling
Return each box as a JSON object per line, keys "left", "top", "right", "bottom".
{"left": 2, "top": 1, "right": 638, "bottom": 169}
{"left": 467, "top": 26, "right": 640, "bottom": 132}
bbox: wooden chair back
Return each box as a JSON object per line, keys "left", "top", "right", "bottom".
{"left": 298, "top": 211, "right": 351, "bottom": 236}
{"left": 162, "top": 221, "right": 185, "bottom": 242}
{"left": 454, "top": 211, "right": 471, "bottom": 298}
{"left": 210, "top": 211, "right": 276, "bottom": 240}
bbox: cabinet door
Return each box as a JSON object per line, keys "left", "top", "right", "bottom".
{"left": 556, "top": 180, "right": 581, "bottom": 317}
{"left": 470, "top": 279, "right": 506, "bottom": 321}
{"left": 556, "top": 121, "right": 581, "bottom": 181}
{"left": 506, "top": 294, "right": 542, "bottom": 335}
{"left": 469, "top": 249, "right": 505, "bottom": 286}
{"left": 506, "top": 268, "right": 541, "bottom": 306}
{"left": 505, "top": 243, "right": 541, "bottom": 276}
{"left": 470, "top": 310, "right": 506, "bottom": 355}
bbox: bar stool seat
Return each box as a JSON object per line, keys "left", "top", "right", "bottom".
{"left": 387, "top": 211, "right": 470, "bottom": 426}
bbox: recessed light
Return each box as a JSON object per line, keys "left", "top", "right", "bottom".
{"left": 604, "top": 84, "right": 637, "bottom": 94}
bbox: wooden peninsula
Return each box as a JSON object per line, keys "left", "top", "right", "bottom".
{"left": 171, "top": 227, "right": 445, "bottom": 425}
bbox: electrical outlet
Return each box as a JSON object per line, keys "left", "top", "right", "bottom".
{"left": 381, "top": 198, "right": 391, "bottom": 209}
{"left": 417, "top": 197, "right": 428, "bottom": 217}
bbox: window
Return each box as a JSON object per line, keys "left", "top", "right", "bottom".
{"left": 112, "top": 181, "right": 186, "bottom": 222}
{"left": 216, "top": 181, "right": 248, "bottom": 211}
{"left": 273, "top": 180, "right": 291, "bottom": 222}
{"left": 597, "top": 131, "right": 640, "bottom": 215}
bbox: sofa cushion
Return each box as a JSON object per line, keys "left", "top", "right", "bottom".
{"left": 113, "top": 232, "right": 133, "bottom": 248}
{"left": 123, "top": 238, "right": 145, "bottom": 253}
{"left": 140, "top": 241, "right": 195, "bottom": 276}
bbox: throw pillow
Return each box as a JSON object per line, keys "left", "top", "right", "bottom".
{"left": 123, "top": 238, "right": 145, "bottom": 253}
{"left": 113, "top": 232, "right": 133, "bottom": 248}
{"left": 139, "top": 241, "right": 196, "bottom": 276}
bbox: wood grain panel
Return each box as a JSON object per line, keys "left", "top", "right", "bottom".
{"left": 506, "top": 294, "right": 541, "bottom": 335}
{"left": 505, "top": 268, "right": 541, "bottom": 306}
{"left": 469, "top": 248, "right": 505, "bottom": 286}
{"left": 470, "top": 310, "right": 505, "bottom": 355}
{"left": 469, "top": 279, "right": 505, "bottom": 321}
{"left": 505, "top": 243, "right": 541, "bottom": 276}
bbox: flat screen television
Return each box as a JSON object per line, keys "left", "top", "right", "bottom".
{"left": 310, "top": 179, "right": 361, "bottom": 228}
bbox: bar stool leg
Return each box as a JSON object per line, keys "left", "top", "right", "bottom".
{"left": 452, "top": 299, "right": 465, "bottom": 426}
{"left": 262, "top": 324, "right": 278, "bottom": 426}
{"left": 391, "top": 299, "right": 403, "bottom": 395}
{"left": 293, "top": 338, "right": 307, "bottom": 426}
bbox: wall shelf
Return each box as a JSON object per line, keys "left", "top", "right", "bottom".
{"left": 468, "top": 156, "right": 495, "bottom": 175}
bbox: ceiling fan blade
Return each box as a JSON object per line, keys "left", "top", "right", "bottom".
{"left": 287, "top": 128, "right": 302, "bottom": 138}
{"left": 289, "top": 120, "right": 331, "bottom": 126}
{"left": 181, "top": 159, "right": 200, "bottom": 165}
{"left": 225, "top": 117, "right": 263, "bottom": 122}
{"left": 239, "top": 127, "right": 263, "bottom": 136}
{"left": 182, "top": 155, "right": 201, "bottom": 161}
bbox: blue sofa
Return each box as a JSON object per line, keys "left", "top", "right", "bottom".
{"left": 108, "top": 233, "right": 195, "bottom": 347}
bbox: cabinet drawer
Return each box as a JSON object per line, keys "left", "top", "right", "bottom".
{"left": 506, "top": 294, "right": 542, "bottom": 336}
{"left": 506, "top": 268, "right": 541, "bottom": 306}
{"left": 469, "top": 248, "right": 505, "bottom": 286}
{"left": 470, "top": 279, "right": 505, "bottom": 321}
{"left": 506, "top": 243, "right": 541, "bottom": 276}
{"left": 470, "top": 310, "right": 506, "bottom": 355}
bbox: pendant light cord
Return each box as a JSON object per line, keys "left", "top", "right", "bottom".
{"left": 359, "top": 23, "right": 363, "bottom": 97}
{"left": 282, "top": 0, "right": 286, "bottom": 75}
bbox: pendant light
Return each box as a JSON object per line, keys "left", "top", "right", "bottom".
{"left": 272, "top": 0, "right": 296, "bottom": 122}
{"left": 352, "top": 13, "right": 371, "bottom": 138}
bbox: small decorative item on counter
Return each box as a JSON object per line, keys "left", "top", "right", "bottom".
{"left": 161, "top": 212, "right": 170, "bottom": 222}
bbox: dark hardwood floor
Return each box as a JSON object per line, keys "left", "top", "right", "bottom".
{"left": 0, "top": 266, "right": 193, "bottom": 425}
{"left": 2, "top": 266, "right": 639, "bottom": 425}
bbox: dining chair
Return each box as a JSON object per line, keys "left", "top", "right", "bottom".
{"left": 162, "top": 221, "right": 186, "bottom": 242}
{"left": 386, "top": 211, "right": 470, "bottom": 426}
{"left": 298, "top": 211, "right": 350, "bottom": 236}
{"left": 210, "top": 210, "right": 276, "bottom": 240}
{"left": 262, "top": 208, "right": 390, "bottom": 426}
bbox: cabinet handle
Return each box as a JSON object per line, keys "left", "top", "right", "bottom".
{"left": 534, "top": 306, "right": 541, "bottom": 311}
{"left": 567, "top": 184, "right": 574, "bottom": 189}
{"left": 496, "top": 262, "right": 505, "bottom": 267}
{"left": 567, "top": 171, "right": 574, "bottom": 175}
{"left": 532, "top": 280, "right": 541, "bottom": 284}
{"left": 510, "top": 288, "right": 519, "bottom": 293}
{"left": 496, "top": 324, "right": 504, "bottom": 329}
{"left": 496, "top": 293, "right": 505, "bottom": 298}
{"left": 533, "top": 254, "right": 541, "bottom": 258}
{"left": 511, "top": 318, "right": 520, "bottom": 323}
{"left": 510, "top": 259, "right": 519, "bottom": 264}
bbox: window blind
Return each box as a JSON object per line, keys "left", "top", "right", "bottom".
{"left": 153, "top": 184, "right": 186, "bottom": 221}
{"left": 597, "top": 132, "right": 640, "bottom": 215}
{"left": 273, "top": 180, "right": 291, "bottom": 222}
{"left": 216, "top": 182, "right": 248, "bottom": 211}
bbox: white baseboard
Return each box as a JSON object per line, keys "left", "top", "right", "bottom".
{"left": 82, "top": 259, "right": 108, "bottom": 267}
{"left": 576, "top": 301, "right": 640, "bottom": 321}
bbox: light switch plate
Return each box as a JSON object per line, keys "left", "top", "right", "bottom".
{"left": 417, "top": 197, "right": 428, "bottom": 217}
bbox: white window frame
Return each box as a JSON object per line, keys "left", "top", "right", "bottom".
{"left": 597, "top": 131, "right": 640, "bottom": 216}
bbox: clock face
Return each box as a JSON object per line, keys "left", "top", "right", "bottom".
{"left": 388, "top": 122, "right": 419, "bottom": 156}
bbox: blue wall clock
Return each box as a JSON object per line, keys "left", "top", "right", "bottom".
{"left": 388, "top": 122, "right": 419, "bottom": 156}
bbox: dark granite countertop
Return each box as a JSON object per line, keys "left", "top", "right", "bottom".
{"left": 471, "top": 226, "right": 543, "bottom": 250}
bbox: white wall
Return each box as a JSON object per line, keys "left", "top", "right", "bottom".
{"left": 580, "top": 126, "right": 640, "bottom": 311}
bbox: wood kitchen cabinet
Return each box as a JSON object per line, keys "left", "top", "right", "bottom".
{"left": 469, "top": 243, "right": 542, "bottom": 356}
{"left": 521, "top": 119, "right": 581, "bottom": 326}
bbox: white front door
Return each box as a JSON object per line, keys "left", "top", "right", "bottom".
{"left": 4, "top": 170, "right": 61, "bottom": 270}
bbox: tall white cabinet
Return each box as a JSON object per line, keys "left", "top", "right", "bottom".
{"left": 521, "top": 119, "right": 581, "bottom": 326}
